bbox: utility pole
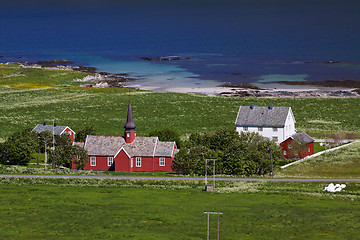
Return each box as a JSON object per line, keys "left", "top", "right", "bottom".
{"left": 324, "top": 133, "right": 327, "bottom": 161}
{"left": 52, "top": 119, "right": 55, "bottom": 148}
{"left": 269, "top": 149, "right": 273, "bottom": 177}
{"left": 44, "top": 139, "right": 47, "bottom": 170}
{"left": 204, "top": 211, "right": 223, "bottom": 240}
{"left": 204, "top": 159, "right": 217, "bottom": 190}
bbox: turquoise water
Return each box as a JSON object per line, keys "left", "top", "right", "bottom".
{"left": 1, "top": 0, "right": 360, "bottom": 89}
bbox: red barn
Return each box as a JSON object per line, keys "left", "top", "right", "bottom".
{"left": 280, "top": 132, "right": 314, "bottom": 159}
{"left": 72, "top": 100, "right": 177, "bottom": 172}
{"left": 32, "top": 122, "right": 76, "bottom": 143}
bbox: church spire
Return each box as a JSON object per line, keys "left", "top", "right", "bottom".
{"left": 124, "top": 100, "right": 136, "bottom": 143}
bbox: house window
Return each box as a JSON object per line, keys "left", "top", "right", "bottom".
{"left": 136, "top": 157, "right": 141, "bottom": 167}
{"left": 243, "top": 127, "right": 248, "bottom": 131}
{"left": 308, "top": 148, "right": 311, "bottom": 153}
{"left": 90, "top": 156, "right": 96, "bottom": 166}
{"left": 258, "top": 127, "right": 263, "bottom": 131}
{"left": 273, "top": 127, "right": 278, "bottom": 132}
{"left": 131, "top": 158, "right": 133, "bottom": 168}
{"left": 272, "top": 136, "right": 278, "bottom": 141}
{"left": 108, "top": 157, "right": 113, "bottom": 166}
{"left": 159, "top": 157, "right": 165, "bottom": 166}
{"left": 283, "top": 150, "right": 287, "bottom": 155}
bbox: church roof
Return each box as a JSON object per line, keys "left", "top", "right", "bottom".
{"left": 155, "top": 141, "right": 176, "bottom": 157}
{"left": 124, "top": 100, "right": 136, "bottom": 130}
{"left": 235, "top": 104, "right": 293, "bottom": 127}
{"left": 123, "top": 137, "right": 158, "bottom": 157}
{"left": 84, "top": 135, "right": 175, "bottom": 158}
{"left": 85, "top": 135, "right": 126, "bottom": 156}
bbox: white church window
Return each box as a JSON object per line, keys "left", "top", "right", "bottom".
{"left": 90, "top": 156, "right": 96, "bottom": 166}
{"left": 136, "top": 157, "right": 141, "bottom": 167}
{"left": 107, "top": 157, "right": 113, "bottom": 166}
{"left": 159, "top": 157, "right": 165, "bottom": 166}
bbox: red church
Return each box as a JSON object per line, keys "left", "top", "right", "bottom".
{"left": 72, "top": 100, "right": 177, "bottom": 172}
{"left": 280, "top": 132, "right": 314, "bottom": 159}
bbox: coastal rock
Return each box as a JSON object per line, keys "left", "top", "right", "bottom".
{"left": 140, "top": 56, "right": 189, "bottom": 61}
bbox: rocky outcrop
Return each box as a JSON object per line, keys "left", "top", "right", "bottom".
{"left": 219, "top": 89, "right": 360, "bottom": 98}
{"left": 140, "top": 56, "right": 190, "bottom": 61}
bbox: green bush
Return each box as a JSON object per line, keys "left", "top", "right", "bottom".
{"left": 172, "top": 129, "right": 282, "bottom": 176}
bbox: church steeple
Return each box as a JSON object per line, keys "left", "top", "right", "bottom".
{"left": 124, "top": 100, "right": 136, "bottom": 143}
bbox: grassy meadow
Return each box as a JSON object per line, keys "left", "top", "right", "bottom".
{"left": 0, "top": 178, "right": 359, "bottom": 240}
{"left": 1, "top": 63, "right": 360, "bottom": 239}
{"left": 1, "top": 62, "right": 360, "bottom": 140}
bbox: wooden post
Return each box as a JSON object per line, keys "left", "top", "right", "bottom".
{"left": 324, "top": 133, "right": 327, "bottom": 161}
{"left": 205, "top": 159, "right": 208, "bottom": 186}
{"left": 217, "top": 212, "right": 220, "bottom": 240}
{"left": 44, "top": 141, "right": 47, "bottom": 170}
{"left": 207, "top": 212, "right": 210, "bottom": 240}
{"left": 204, "top": 211, "right": 223, "bottom": 240}
{"left": 213, "top": 159, "right": 216, "bottom": 188}
{"left": 270, "top": 149, "right": 273, "bottom": 177}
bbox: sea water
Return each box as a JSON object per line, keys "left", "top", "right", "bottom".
{"left": 1, "top": 0, "right": 360, "bottom": 90}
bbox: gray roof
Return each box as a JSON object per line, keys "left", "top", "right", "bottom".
{"left": 84, "top": 135, "right": 175, "bottom": 158}
{"left": 291, "top": 132, "right": 314, "bottom": 144}
{"left": 85, "top": 135, "right": 126, "bottom": 156}
{"left": 32, "top": 124, "right": 73, "bottom": 135}
{"left": 155, "top": 141, "right": 176, "bottom": 157}
{"left": 235, "top": 105, "right": 293, "bottom": 127}
{"left": 123, "top": 137, "right": 158, "bottom": 157}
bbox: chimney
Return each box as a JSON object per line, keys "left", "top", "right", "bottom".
{"left": 54, "top": 122, "right": 58, "bottom": 127}
{"left": 43, "top": 122, "right": 47, "bottom": 126}
{"left": 268, "top": 104, "right": 274, "bottom": 110}
{"left": 250, "top": 104, "right": 254, "bottom": 109}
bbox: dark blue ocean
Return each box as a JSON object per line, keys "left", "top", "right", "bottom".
{"left": 1, "top": 0, "right": 360, "bottom": 89}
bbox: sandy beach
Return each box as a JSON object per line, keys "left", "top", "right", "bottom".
{"left": 125, "top": 82, "right": 359, "bottom": 97}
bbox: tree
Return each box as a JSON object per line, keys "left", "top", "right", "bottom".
{"left": 172, "top": 130, "right": 283, "bottom": 176}
{"left": 70, "top": 145, "right": 88, "bottom": 170}
{"left": 0, "top": 142, "right": 7, "bottom": 164}
{"left": 39, "top": 130, "right": 53, "bottom": 150}
{"left": 287, "top": 136, "right": 309, "bottom": 159}
{"left": 76, "top": 125, "right": 97, "bottom": 142}
{"left": 172, "top": 146, "right": 217, "bottom": 175}
{"left": 49, "top": 134, "right": 72, "bottom": 167}
{"left": 38, "top": 130, "right": 53, "bottom": 168}
{"left": 148, "top": 128, "right": 182, "bottom": 148}
{"left": 1, "top": 128, "right": 39, "bottom": 164}
{"left": 333, "top": 132, "right": 344, "bottom": 146}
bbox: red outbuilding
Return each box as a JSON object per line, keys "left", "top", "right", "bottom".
{"left": 280, "top": 132, "right": 315, "bottom": 159}
{"left": 72, "top": 100, "right": 177, "bottom": 172}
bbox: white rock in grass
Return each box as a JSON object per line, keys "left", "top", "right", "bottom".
{"left": 323, "top": 183, "right": 346, "bottom": 192}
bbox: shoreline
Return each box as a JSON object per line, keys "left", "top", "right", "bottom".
{"left": 3, "top": 60, "right": 360, "bottom": 98}
{"left": 125, "top": 82, "right": 360, "bottom": 97}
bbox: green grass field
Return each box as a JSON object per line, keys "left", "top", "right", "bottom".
{"left": 1, "top": 63, "right": 360, "bottom": 140}
{"left": 0, "top": 178, "right": 359, "bottom": 240}
{"left": 2, "top": 64, "right": 360, "bottom": 239}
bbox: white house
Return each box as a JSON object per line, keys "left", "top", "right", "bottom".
{"left": 235, "top": 104, "right": 296, "bottom": 144}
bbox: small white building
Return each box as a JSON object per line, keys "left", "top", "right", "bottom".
{"left": 235, "top": 104, "right": 296, "bottom": 144}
